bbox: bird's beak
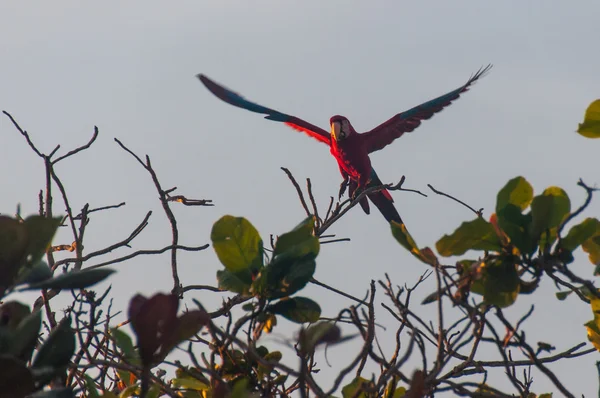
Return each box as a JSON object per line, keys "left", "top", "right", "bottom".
{"left": 331, "top": 121, "right": 341, "bottom": 141}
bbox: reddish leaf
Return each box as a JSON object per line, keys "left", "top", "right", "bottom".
{"left": 128, "top": 293, "right": 178, "bottom": 366}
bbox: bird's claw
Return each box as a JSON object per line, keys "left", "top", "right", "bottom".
{"left": 351, "top": 186, "right": 363, "bottom": 201}
{"left": 338, "top": 179, "right": 349, "bottom": 201}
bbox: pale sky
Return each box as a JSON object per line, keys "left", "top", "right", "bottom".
{"left": 1, "top": 1, "right": 599, "bottom": 396}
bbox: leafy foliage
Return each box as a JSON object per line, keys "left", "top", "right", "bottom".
{"left": 577, "top": 99, "right": 600, "bottom": 138}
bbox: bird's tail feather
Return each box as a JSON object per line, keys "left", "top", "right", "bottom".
{"left": 368, "top": 191, "right": 403, "bottom": 224}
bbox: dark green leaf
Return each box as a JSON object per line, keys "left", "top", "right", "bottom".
{"left": 268, "top": 297, "right": 321, "bottom": 323}
{"left": 9, "top": 309, "right": 41, "bottom": 361}
{"left": 530, "top": 187, "right": 571, "bottom": 240}
{"left": 496, "top": 205, "right": 534, "bottom": 254}
{"left": 482, "top": 259, "right": 520, "bottom": 308}
{"left": 24, "top": 268, "right": 115, "bottom": 290}
{"left": 211, "top": 216, "right": 263, "bottom": 273}
{"left": 230, "top": 377, "right": 250, "bottom": 398}
{"left": 83, "top": 374, "right": 100, "bottom": 398}
{"left": 110, "top": 327, "right": 139, "bottom": 365}
{"left": 342, "top": 377, "right": 371, "bottom": 398}
{"left": 147, "top": 385, "right": 162, "bottom": 398}
{"left": 561, "top": 218, "right": 600, "bottom": 251}
{"left": 252, "top": 253, "right": 316, "bottom": 299}
{"left": 14, "top": 260, "right": 52, "bottom": 286}
{"left": 0, "top": 216, "right": 28, "bottom": 291}
{"left": 216, "top": 269, "right": 252, "bottom": 295}
{"left": 496, "top": 177, "right": 534, "bottom": 213}
{"left": 273, "top": 375, "right": 288, "bottom": 385}
{"left": 273, "top": 216, "right": 319, "bottom": 257}
{"left": 33, "top": 316, "right": 75, "bottom": 371}
{"left": 436, "top": 218, "right": 502, "bottom": 257}
{"left": 23, "top": 216, "right": 62, "bottom": 265}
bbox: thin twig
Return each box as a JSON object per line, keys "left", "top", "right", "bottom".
{"left": 428, "top": 183, "right": 483, "bottom": 217}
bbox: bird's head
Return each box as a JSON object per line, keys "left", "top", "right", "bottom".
{"left": 330, "top": 115, "right": 354, "bottom": 142}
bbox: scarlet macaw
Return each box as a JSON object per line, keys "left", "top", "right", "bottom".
{"left": 198, "top": 65, "right": 491, "bottom": 224}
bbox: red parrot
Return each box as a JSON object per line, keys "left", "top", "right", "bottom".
{"left": 198, "top": 65, "right": 491, "bottom": 224}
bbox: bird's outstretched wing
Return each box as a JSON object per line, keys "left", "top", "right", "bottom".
{"left": 198, "top": 74, "right": 331, "bottom": 145}
{"left": 362, "top": 64, "right": 492, "bottom": 153}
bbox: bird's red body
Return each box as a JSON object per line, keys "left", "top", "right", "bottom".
{"left": 331, "top": 130, "right": 370, "bottom": 186}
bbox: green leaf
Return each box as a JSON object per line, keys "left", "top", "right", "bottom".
{"left": 390, "top": 221, "right": 418, "bottom": 254}
{"left": 0, "top": 216, "right": 29, "bottom": 290}
{"left": 273, "top": 375, "right": 288, "bottom": 385}
{"left": 216, "top": 269, "right": 252, "bottom": 295}
{"left": 482, "top": 259, "right": 520, "bottom": 308}
{"left": 230, "top": 377, "right": 250, "bottom": 398}
{"left": 268, "top": 297, "right": 321, "bottom": 323}
{"left": 561, "top": 218, "right": 600, "bottom": 251}
{"left": 530, "top": 187, "right": 571, "bottom": 241}
{"left": 110, "top": 328, "right": 139, "bottom": 365}
{"left": 342, "top": 377, "right": 371, "bottom": 398}
{"left": 556, "top": 291, "right": 573, "bottom": 301}
{"left": 116, "top": 368, "right": 135, "bottom": 387}
{"left": 119, "top": 385, "right": 140, "bottom": 398}
{"left": 33, "top": 316, "right": 75, "bottom": 371}
{"left": 583, "top": 235, "right": 600, "bottom": 268}
{"left": 23, "top": 216, "right": 62, "bottom": 265}
{"left": 24, "top": 268, "right": 115, "bottom": 290}
{"left": 83, "top": 374, "right": 100, "bottom": 398}
{"left": 14, "top": 260, "right": 53, "bottom": 286}
{"left": 264, "top": 351, "right": 282, "bottom": 362}
{"left": 252, "top": 252, "right": 316, "bottom": 299}
{"left": 9, "top": 309, "right": 42, "bottom": 361}
{"left": 146, "top": 385, "right": 161, "bottom": 398}
{"left": 577, "top": 99, "right": 600, "bottom": 138}
{"left": 390, "top": 222, "right": 438, "bottom": 265}
{"left": 171, "top": 376, "right": 210, "bottom": 391}
{"left": 211, "top": 216, "right": 263, "bottom": 273}
{"left": 496, "top": 176, "right": 534, "bottom": 213}
{"left": 273, "top": 216, "right": 319, "bottom": 257}
{"left": 436, "top": 218, "right": 502, "bottom": 257}
{"left": 496, "top": 205, "right": 534, "bottom": 254}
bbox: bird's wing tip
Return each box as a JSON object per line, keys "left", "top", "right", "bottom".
{"left": 465, "top": 63, "right": 493, "bottom": 87}
{"left": 197, "top": 74, "right": 210, "bottom": 83}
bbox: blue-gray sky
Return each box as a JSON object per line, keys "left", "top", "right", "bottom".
{"left": 1, "top": 1, "right": 599, "bottom": 395}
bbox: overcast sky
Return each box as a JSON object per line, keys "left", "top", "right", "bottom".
{"left": 2, "top": 1, "right": 599, "bottom": 396}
